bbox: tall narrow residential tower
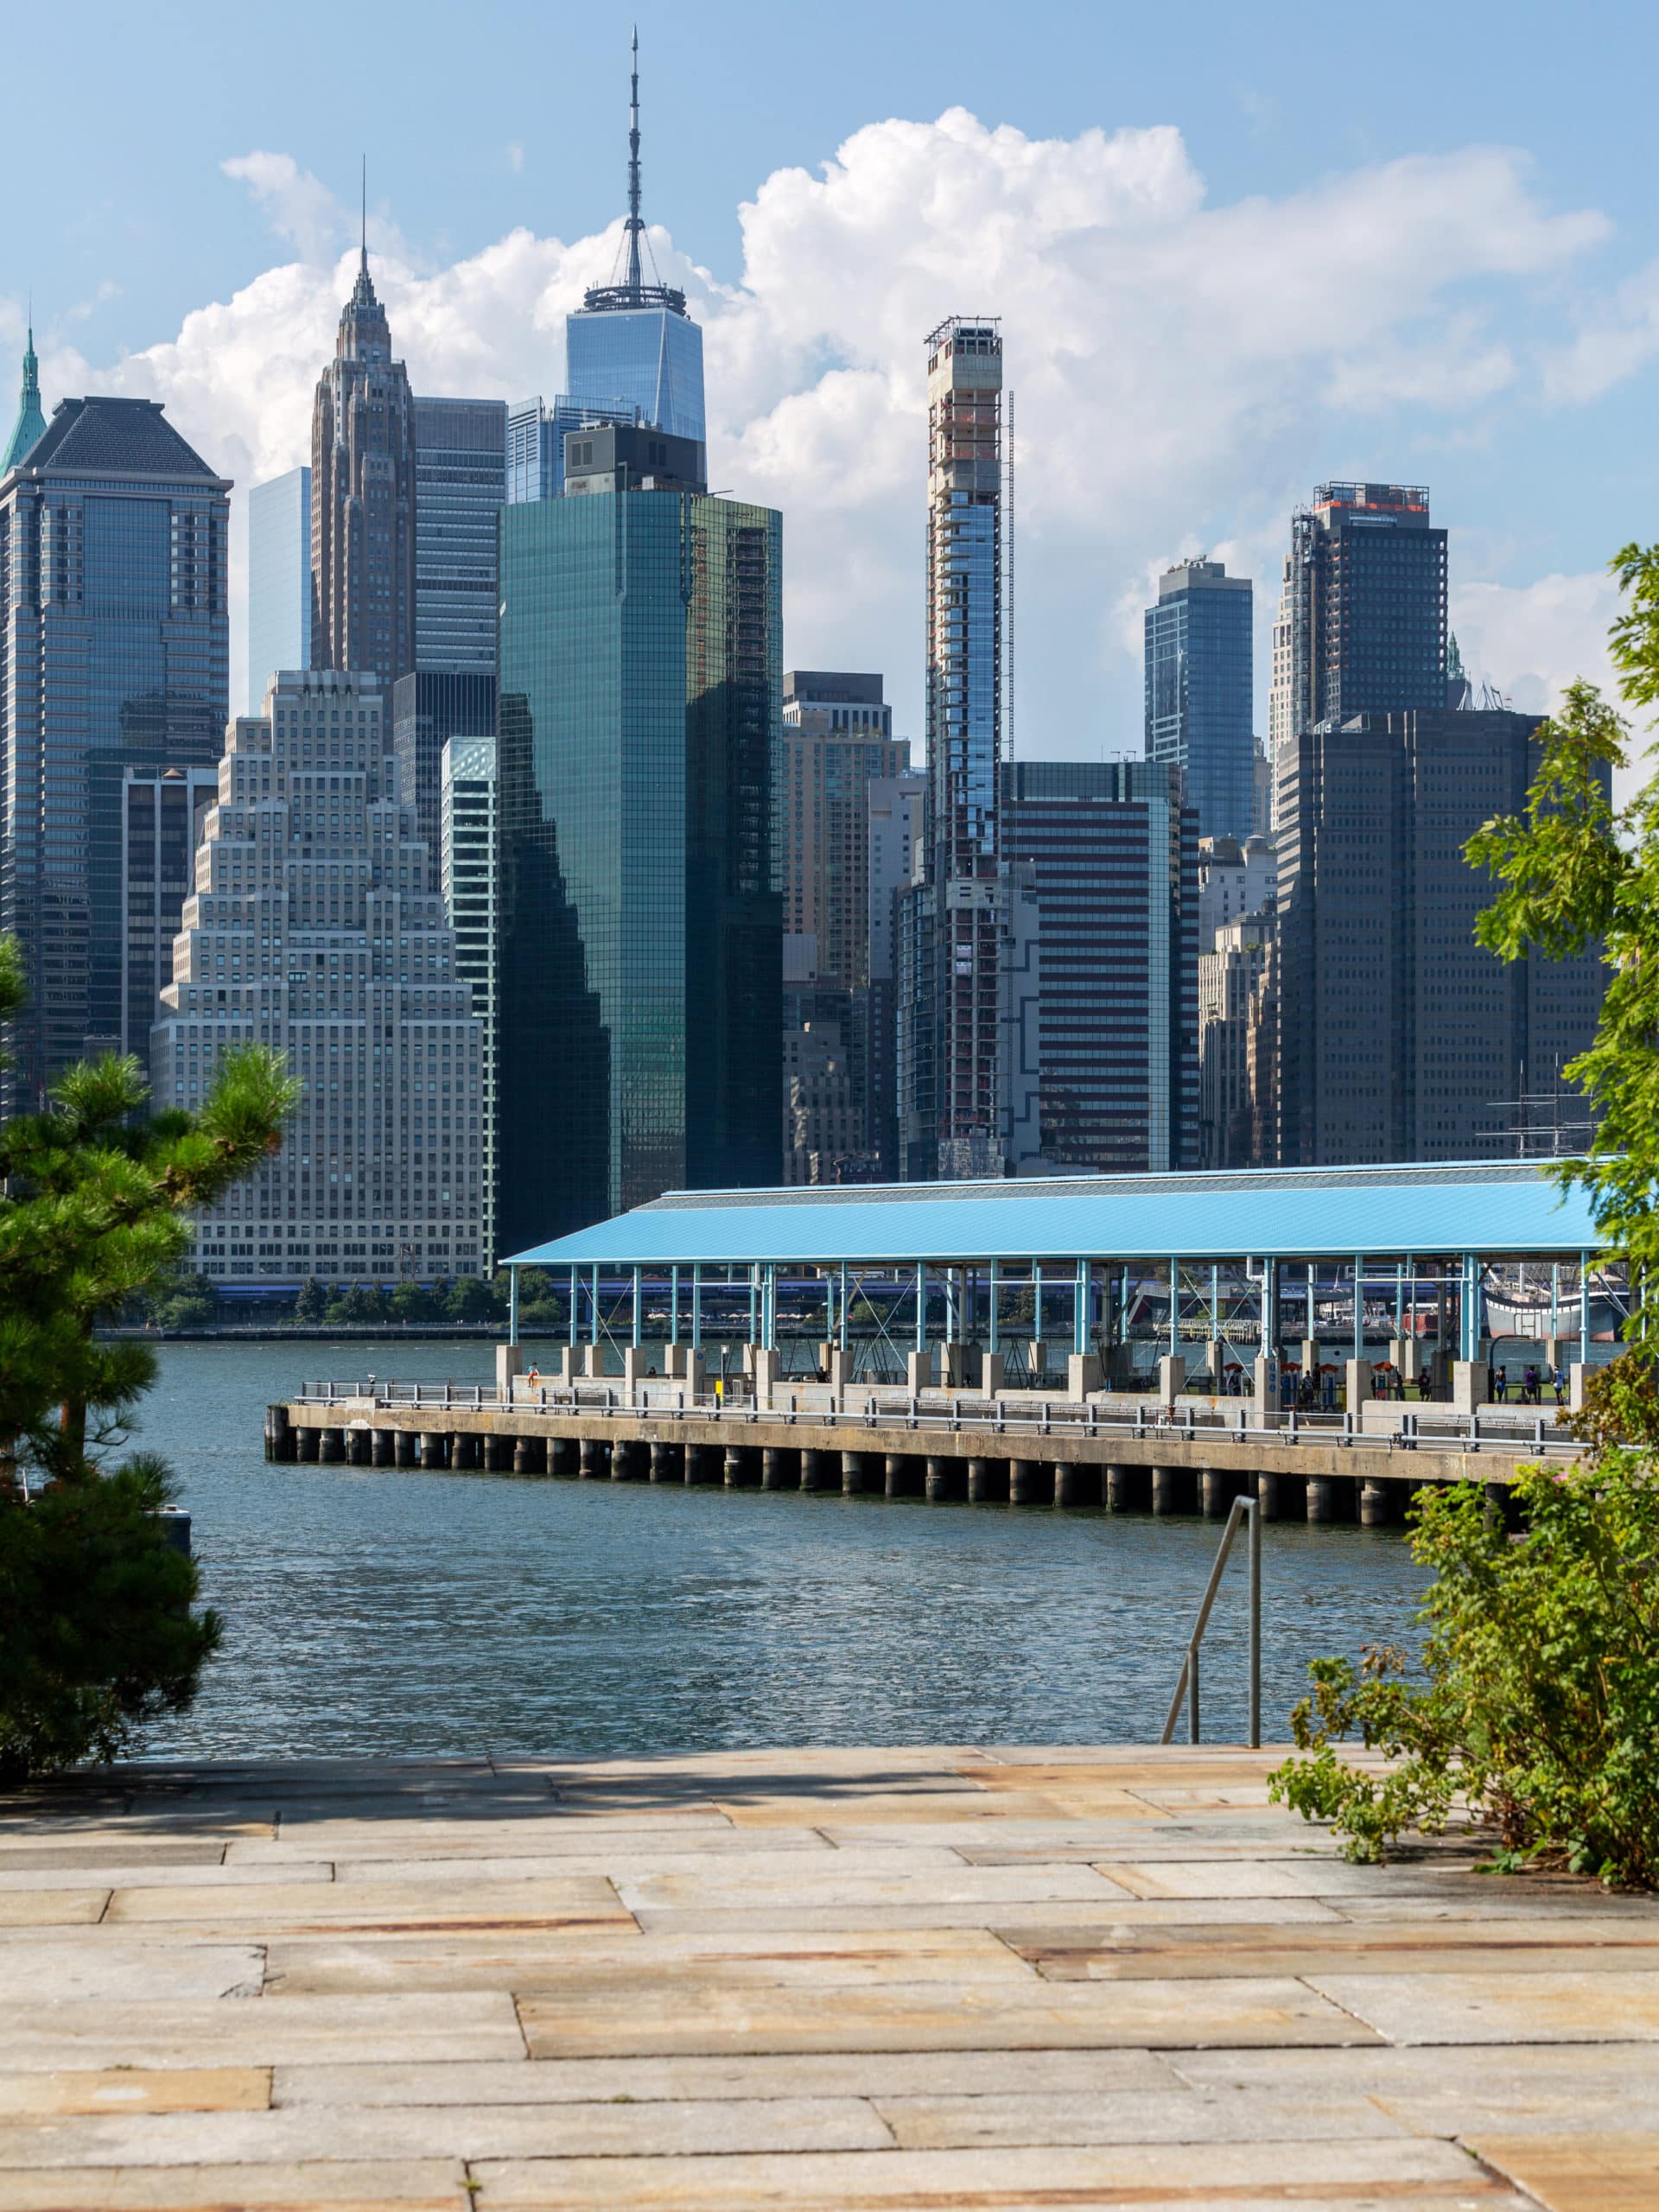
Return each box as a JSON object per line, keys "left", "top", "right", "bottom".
{"left": 310, "top": 216, "right": 417, "bottom": 687}
{"left": 898, "top": 317, "right": 1008, "bottom": 1181}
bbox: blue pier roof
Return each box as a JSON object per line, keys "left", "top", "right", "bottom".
{"left": 504, "top": 1161, "right": 1601, "bottom": 1270}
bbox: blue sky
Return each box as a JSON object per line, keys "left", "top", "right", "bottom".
{"left": 10, "top": 0, "right": 1659, "bottom": 758}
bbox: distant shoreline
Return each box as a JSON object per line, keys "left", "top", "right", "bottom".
{"left": 98, "top": 1324, "right": 549, "bottom": 1344}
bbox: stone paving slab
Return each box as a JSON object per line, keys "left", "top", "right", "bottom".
{"left": 2, "top": 1745, "right": 1657, "bottom": 2211}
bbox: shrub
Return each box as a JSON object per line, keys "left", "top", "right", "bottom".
{"left": 1271, "top": 1377, "right": 1659, "bottom": 1885}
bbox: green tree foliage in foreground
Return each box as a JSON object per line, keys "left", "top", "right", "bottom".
{"left": 1273, "top": 545, "right": 1659, "bottom": 1885}
{"left": 0, "top": 937, "right": 298, "bottom": 1779}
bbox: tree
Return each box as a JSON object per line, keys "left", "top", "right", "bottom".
{"left": 332, "top": 1281, "right": 389, "bottom": 1325}
{"left": 389, "top": 1281, "right": 438, "bottom": 1324}
{"left": 445, "top": 1275, "right": 496, "bottom": 1323}
{"left": 0, "top": 934, "right": 298, "bottom": 1777}
{"left": 1465, "top": 542, "right": 1659, "bottom": 1357}
{"left": 293, "top": 1277, "right": 329, "bottom": 1324}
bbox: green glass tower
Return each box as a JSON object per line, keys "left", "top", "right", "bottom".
{"left": 497, "top": 435, "right": 783, "bottom": 1246}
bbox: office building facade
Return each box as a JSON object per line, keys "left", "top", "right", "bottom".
{"left": 866, "top": 771, "right": 926, "bottom": 1173}
{"left": 1198, "top": 832, "right": 1276, "bottom": 948}
{"left": 1198, "top": 912, "right": 1275, "bottom": 1169}
{"left": 441, "top": 735, "right": 498, "bottom": 1268}
{"left": 495, "top": 436, "right": 783, "bottom": 1248}
{"left": 0, "top": 397, "right": 230, "bottom": 1111}
{"left": 1000, "top": 760, "right": 1199, "bottom": 1174}
{"left": 899, "top": 316, "right": 1007, "bottom": 1181}
{"left": 779, "top": 671, "right": 906, "bottom": 992}
{"left": 156, "top": 670, "right": 485, "bottom": 1293}
{"left": 310, "top": 248, "right": 416, "bottom": 687}
{"left": 413, "top": 396, "right": 505, "bottom": 674}
{"left": 1145, "top": 559, "right": 1254, "bottom": 842}
{"left": 1274, "top": 707, "right": 1608, "bottom": 1165}
{"left": 122, "top": 764, "right": 219, "bottom": 1059}
{"left": 1268, "top": 482, "right": 1447, "bottom": 763}
{"left": 391, "top": 670, "right": 497, "bottom": 863}
{"left": 247, "top": 466, "right": 311, "bottom": 713}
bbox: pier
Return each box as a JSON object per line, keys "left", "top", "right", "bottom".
{"left": 268, "top": 1376, "right": 1574, "bottom": 1524}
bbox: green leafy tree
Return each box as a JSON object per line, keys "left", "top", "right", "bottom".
{"left": 332, "top": 1281, "right": 388, "bottom": 1325}
{"left": 446, "top": 1275, "right": 496, "bottom": 1323}
{"left": 0, "top": 935, "right": 298, "bottom": 1777}
{"left": 292, "top": 1277, "right": 329, "bottom": 1324}
{"left": 389, "top": 1281, "right": 438, "bottom": 1324}
{"left": 153, "top": 1272, "right": 218, "bottom": 1331}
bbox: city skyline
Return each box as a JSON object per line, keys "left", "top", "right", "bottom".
{"left": 10, "top": 9, "right": 1656, "bottom": 788}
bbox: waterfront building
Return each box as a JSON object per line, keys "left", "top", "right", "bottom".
{"left": 495, "top": 421, "right": 782, "bottom": 1249}
{"left": 391, "top": 670, "right": 497, "bottom": 863}
{"left": 413, "top": 396, "right": 505, "bottom": 674}
{"left": 1000, "top": 759, "right": 1199, "bottom": 1175}
{"left": 1198, "top": 832, "right": 1276, "bottom": 949}
{"left": 247, "top": 467, "right": 311, "bottom": 714}
{"left": 1268, "top": 482, "right": 1447, "bottom": 766}
{"left": 121, "top": 764, "right": 219, "bottom": 1058}
{"left": 864, "top": 770, "right": 926, "bottom": 1174}
{"left": 563, "top": 37, "right": 705, "bottom": 449}
{"left": 1198, "top": 912, "right": 1275, "bottom": 1169}
{"left": 0, "top": 397, "right": 229, "bottom": 1112}
{"left": 1, "top": 322, "right": 46, "bottom": 470}
{"left": 442, "top": 735, "right": 498, "bottom": 1268}
{"left": 156, "top": 668, "right": 485, "bottom": 1294}
{"left": 1145, "top": 559, "right": 1254, "bottom": 843}
{"left": 310, "top": 240, "right": 416, "bottom": 688}
{"left": 898, "top": 316, "right": 1008, "bottom": 1182}
{"left": 1274, "top": 706, "right": 1607, "bottom": 1164}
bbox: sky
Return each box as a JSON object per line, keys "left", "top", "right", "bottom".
{"left": 9, "top": 0, "right": 1659, "bottom": 778}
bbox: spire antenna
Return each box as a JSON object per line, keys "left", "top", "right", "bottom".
{"left": 360, "top": 156, "right": 368, "bottom": 273}
{"left": 625, "top": 27, "right": 644, "bottom": 296}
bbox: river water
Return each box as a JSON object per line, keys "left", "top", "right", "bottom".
{"left": 130, "top": 1338, "right": 1427, "bottom": 1761}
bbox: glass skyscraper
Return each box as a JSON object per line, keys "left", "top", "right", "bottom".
{"left": 412, "top": 396, "right": 505, "bottom": 674}
{"left": 247, "top": 466, "right": 311, "bottom": 714}
{"left": 0, "top": 397, "right": 229, "bottom": 1112}
{"left": 496, "top": 429, "right": 782, "bottom": 1248}
{"left": 1144, "top": 560, "right": 1255, "bottom": 844}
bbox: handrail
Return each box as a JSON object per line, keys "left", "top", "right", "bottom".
{"left": 1161, "top": 1494, "right": 1261, "bottom": 1749}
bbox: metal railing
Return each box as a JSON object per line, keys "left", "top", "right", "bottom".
{"left": 289, "top": 1379, "right": 1575, "bottom": 1458}
{"left": 1162, "top": 1495, "right": 1261, "bottom": 1748}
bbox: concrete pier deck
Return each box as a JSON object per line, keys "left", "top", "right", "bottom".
{"left": 3, "top": 1748, "right": 1657, "bottom": 2209}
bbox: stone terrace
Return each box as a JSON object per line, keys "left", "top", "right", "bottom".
{"left": 2, "top": 1746, "right": 1657, "bottom": 2209}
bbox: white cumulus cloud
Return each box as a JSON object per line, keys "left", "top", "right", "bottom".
{"left": 29, "top": 109, "right": 1653, "bottom": 741}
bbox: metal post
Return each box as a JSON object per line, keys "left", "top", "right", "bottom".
{"left": 509, "top": 1266, "right": 518, "bottom": 1347}
{"left": 1076, "top": 1258, "right": 1090, "bottom": 1357}
{"left": 1210, "top": 1262, "right": 1219, "bottom": 1355}
{"left": 765, "top": 1262, "right": 777, "bottom": 1351}
{"left": 1551, "top": 1262, "right": 1559, "bottom": 1344}
{"left": 632, "top": 1264, "right": 642, "bottom": 1350}
{"left": 1395, "top": 1261, "right": 1404, "bottom": 1341}
{"left": 1580, "top": 1252, "right": 1590, "bottom": 1360}
{"left": 691, "top": 1262, "right": 702, "bottom": 1352}
{"left": 1161, "top": 1496, "right": 1261, "bottom": 1748}
{"left": 839, "top": 1262, "right": 849, "bottom": 1352}
{"left": 1306, "top": 1262, "right": 1316, "bottom": 1349}
{"left": 1353, "top": 1255, "right": 1363, "bottom": 1359}
{"left": 1188, "top": 1638, "right": 1200, "bottom": 1745}
{"left": 749, "top": 1263, "right": 758, "bottom": 1347}
{"left": 590, "top": 1263, "right": 600, "bottom": 1347}
{"left": 1034, "top": 1262, "right": 1043, "bottom": 1355}
{"left": 569, "top": 1263, "right": 578, "bottom": 1349}
{"left": 1249, "top": 1491, "right": 1261, "bottom": 1749}
{"left": 916, "top": 1261, "right": 927, "bottom": 1353}
{"left": 671, "top": 1263, "right": 680, "bottom": 1347}
{"left": 988, "top": 1258, "right": 1000, "bottom": 1354}
{"left": 1169, "top": 1258, "right": 1179, "bottom": 1358}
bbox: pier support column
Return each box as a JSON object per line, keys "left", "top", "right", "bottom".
{"left": 884, "top": 1452, "right": 912, "bottom": 1499}
{"left": 842, "top": 1451, "right": 871, "bottom": 1495}
{"left": 1152, "top": 1465, "right": 1187, "bottom": 1516}
{"left": 296, "top": 1425, "right": 320, "bottom": 1463}
{"left": 684, "top": 1443, "right": 716, "bottom": 1485}
{"left": 1052, "top": 1461, "right": 1090, "bottom": 1507}
{"left": 1105, "top": 1464, "right": 1138, "bottom": 1512}
{"left": 611, "top": 1439, "right": 644, "bottom": 1481}
{"left": 578, "top": 1437, "right": 603, "bottom": 1478}
{"left": 417, "top": 1431, "right": 447, "bottom": 1469}
{"left": 344, "top": 1427, "right": 369, "bottom": 1465}
{"left": 265, "top": 1405, "right": 293, "bottom": 1461}
{"left": 1360, "top": 1479, "right": 1395, "bottom": 1528}
{"left": 725, "top": 1444, "right": 756, "bottom": 1487}
{"left": 649, "top": 1440, "right": 677, "bottom": 1482}
{"left": 451, "top": 1432, "right": 479, "bottom": 1470}
{"left": 391, "top": 1428, "right": 416, "bottom": 1467}
{"left": 800, "top": 1449, "right": 835, "bottom": 1491}
{"left": 512, "top": 1434, "right": 546, "bottom": 1475}
{"left": 1255, "top": 1471, "right": 1281, "bottom": 1520}
{"left": 925, "top": 1456, "right": 953, "bottom": 1503}
{"left": 1306, "top": 1476, "right": 1337, "bottom": 1523}
{"left": 1201, "top": 1467, "right": 1231, "bottom": 1519}
{"left": 966, "top": 1458, "right": 998, "bottom": 1503}
{"left": 318, "top": 1427, "right": 346, "bottom": 1464}
{"left": 1066, "top": 1354, "right": 1102, "bottom": 1402}
{"left": 370, "top": 1427, "right": 394, "bottom": 1466}
{"left": 762, "top": 1446, "right": 795, "bottom": 1491}
{"left": 1008, "top": 1459, "right": 1045, "bottom": 1505}
{"left": 483, "top": 1434, "right": 511, "bottom": 1471}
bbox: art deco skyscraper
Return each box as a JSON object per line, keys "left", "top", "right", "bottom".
{"left": 897, "top": 317, "right": 1012, "bottom": 1181}
{"left": 310, "top": 230, "right": 416, "bottom": 688}
{"left": 2, "top": 321, "right": 46, "bottom": 471}
{"left": 155, "top": 670, "right": 486, "bottom": 1292}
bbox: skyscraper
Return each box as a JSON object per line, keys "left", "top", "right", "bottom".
{"left": 1145, "top": 559, "right": 1254, "bottom": 842}
{"left": 779, "top": 672, "right": 907, "bottom": 992}
{"left": 310, "top": 238, "right": 416, "bottom": 688}
{"left": 1274, "top": 707, "right": 1607, "bottom": 1164}
{"left": 120, "top": 763, "right": 219, "bottom": 1058}
{"left": 506, "top": 395, "right": 639, "bottom": 505}
{"left": 442, "top": 735, "right": 498, "bottom": 1269}
{"left": 1268, "top": 482, "right": 1447, "bottom": 765}
{"left": 156, "top": 670, "right": 486, "bottom": 1294}
{"left": 0, "top": 397, "right": 229, "bottom": 1111}
{"left": 412, "top": 396, "right": 506, "bottom": 674}
{"left": 247, "top": 466, "right": 311, "bottom": 714}
{"left": 563, "top": 36, "right": 706, "bottom": 447}
{"left": 1000, "top": 760, "right": 1200, "bottom": 1174}
{"left": 898, "top": 316, "right": 1007, "bottom": 1181}
{"left": 2, "top": 322, "right": 46, "bottom": 472}
{"left": 391, "top": 671, "right": 497, "bottom": 863}
{"left": 496, "top": 423, "right": 782, "bottom": 1247}
{"left": 866, "top": 771, "right": 926, "bottom": 1174}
